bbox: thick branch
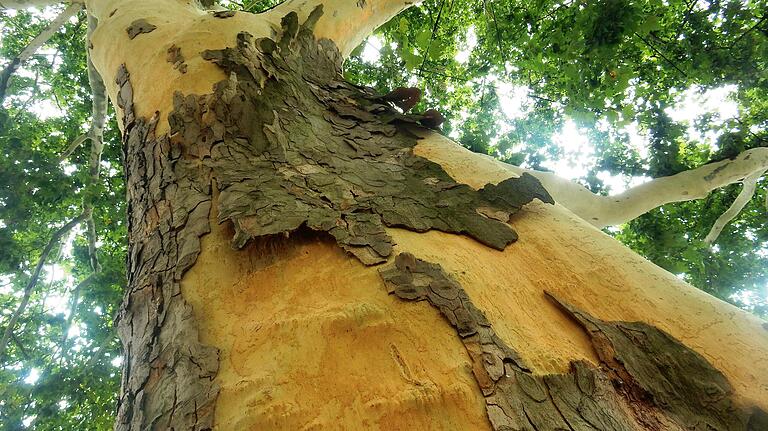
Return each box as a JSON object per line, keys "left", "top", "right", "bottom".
{"left": 503, "top": 147, "right": 767, "bottom": 229}
{"left": 417, "top": 134, "right": 768, "bottom": 231}
{"left": 580, "top": 147, "right": 768, "bottom": 228}
{"left": 276, "top": 0, "right": 422, "bottom": 58}
{"left": 0, "top": 211, "right": 88, "bottom": 360}
{"left": 0, "top": 2, "right": 82, "bottom": 103}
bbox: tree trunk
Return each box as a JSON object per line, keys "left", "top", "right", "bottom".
{"left": 84, "top": 1, "right": 768, "bottom": 429}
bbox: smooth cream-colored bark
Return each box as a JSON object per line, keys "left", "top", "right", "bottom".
{"left": 81, "top": 0, "right": 768, "bottom": 428}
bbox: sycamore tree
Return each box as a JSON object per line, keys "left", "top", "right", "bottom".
{"left": 0, "top": 0, "right": 767, "bottom": 429}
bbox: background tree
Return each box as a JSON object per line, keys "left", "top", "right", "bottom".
{"left": 0, "top": 0, "right": 765, "bottom": 429}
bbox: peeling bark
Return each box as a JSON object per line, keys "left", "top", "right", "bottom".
{"left": 380, "top": 252, "right": 767, "bottom": 431}
{"left": 115, "top": 6, "right": 552, "bottom": 429}
{"left": 179, "top": 6, "right": 552, "bottom": 264}
{"left": 115, "top": 64, "right": 217, "bottom": 431}
{"left": 112, "top": 4, "right": 766, "bottom": 430}
{"left": 166, "top": 44, "right": 188, "bottom": 74}
{"left": 126, "top": 19, "right": 157, "bottom": 39}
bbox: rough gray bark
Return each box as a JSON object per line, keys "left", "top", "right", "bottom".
{"left": 114, "top": 6, "right": 765, "bottom": 430}
{"left": 115, "top": 62, "right": 217, "bottom": 431}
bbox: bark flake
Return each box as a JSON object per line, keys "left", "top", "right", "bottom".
{"left": 166, "top": 44, "right": 187, "bottom": 74}
{"left": 126, "top": 19, "right": 157, "bottom": 40}
{"left": 212, "top": 10, "right": 236, "bottom": 19}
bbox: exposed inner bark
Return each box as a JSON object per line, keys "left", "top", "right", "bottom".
{"left": 114, "top": 5, "right": 764, "bottom": 430}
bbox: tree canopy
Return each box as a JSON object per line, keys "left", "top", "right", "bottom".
{"left": 0, "top": 0, "right": 766, "bottom": 428}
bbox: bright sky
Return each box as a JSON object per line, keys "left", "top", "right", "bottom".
{"left": 361, "top": 31, "right": 741, "bottom": 194}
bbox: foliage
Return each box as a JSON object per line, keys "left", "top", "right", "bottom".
{"left": 343, "top": 0, "right": 767, "bottom": 317}
{"left": 0, "top": 0, "right": 766, "bottom": 428}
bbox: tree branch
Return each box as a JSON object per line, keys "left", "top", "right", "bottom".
{"left": 0, "top": 2, "right": 82, "bottom": 103}
{"left": 276, "top": 0, "right": 423, "bottom": 58}
{"left": 58, "top": 273, "right": 95, "bottom": 357}
{"left": 0, "top": 211, "right": 88, "bottom": 360}
{"left": 579, "top": 147, "right": 768, "bottom": 228}
{"left": 58, "top": 133, "right": 88, "bottom": 161}
{"left": 416, "top": 134, "right": 768, "bottom": 233}
{"left": 0, "top": 0, "right": 81, "bottom": 9}
{"left": 84, "top": 13, "right": 107, "bottom": 272}
{"left": 703, "top": 169, "right": 764, "bottom": 244}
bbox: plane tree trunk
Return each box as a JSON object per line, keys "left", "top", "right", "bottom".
{"left": 77, "top": 0, "right": 768, "bottom": 429}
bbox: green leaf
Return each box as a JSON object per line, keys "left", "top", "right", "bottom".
{"left": 398, "top": 17, "right": 409, "bottom": 34}
{"left": 428, "top": 40, "right": 445, "bottom": 60}
{"left": 415, "top": 29, "right": 431, "bottom": 51}
{"left": 638, "top": 15, "right": 661, "bottom": 34}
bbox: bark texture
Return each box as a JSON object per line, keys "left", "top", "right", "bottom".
{"left": 116, "top": 64, "right": 218, "bottom": 430}
{"left": 115, "top": 6, "right": 551, "bottom": 429}
{"left": 113, "top": 5, "right": 766, "bottom": 430}
{"left": 380, "top": 252, "right": 767, "bottom": 431}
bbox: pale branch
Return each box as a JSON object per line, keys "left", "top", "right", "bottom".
{"left": 58, "top": 273, "right": 95, "bottom": 357}
{"left": 58, "top": 133, "right": 88, "bottom": 161}
{"left": 0, "top": 0, "right": 81, "bottom": 9}
{"left": 277, "top": 0, "right": 423, "bottom": 58}
{"left": 85, "top": 212, "right": 99, "bottom": 268}
{"left": 0, "top": 2, "right": 82, "bottom": 103}
{"left": 84, "top": 13, "right": 107, "bottom": 272}
{"left": 517, "top": 147, "right": 768, "bottom": 230}
{"left": 0, "top": 211, "right": 89, "bottom": 360}
{"left": 703, "top": 169, "right": 764, "bottom": 244}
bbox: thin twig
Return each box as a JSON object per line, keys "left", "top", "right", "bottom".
{"left": 417, "top": 0, "right": 447, "bottom": 78}
{"left": 58, "top": 134, "right": 89, "bottom": 161}
{"left": 674, "top": 0, "right": 698, "bottom": 40}
{"left": 58, "top": 273, "right": 95, "bottom": 358}
{"left": 11, "top": 333, "right": 30, "bottom": 361}
{"left": 728, "top": 15, "right": 767, "bottom": 49}
{"left": 483, "top": 0, "right": 508, "bottom": 70}
{"left": 634, "top": 32, "right": 688, "bottom": 78}
{"left": 0, "top": 211, "right": 89, "bottom": 360}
